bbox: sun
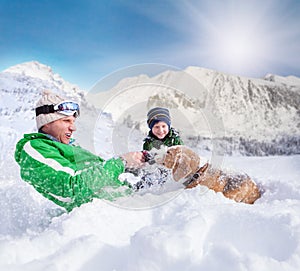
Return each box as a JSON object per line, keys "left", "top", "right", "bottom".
{"left": 187, "top": 1, "right": 277, "bottom": 76}
{"left": 209, "top": 24, "right": 266, "bottom": 73}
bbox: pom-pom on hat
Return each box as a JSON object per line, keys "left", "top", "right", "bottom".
{"left": 147, "top": 107, "right": 171, "bottom": 129}
{"left": 36, "top": 90, "right": 67, "bottom": 130}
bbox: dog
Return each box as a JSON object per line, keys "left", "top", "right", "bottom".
{"left": 160, "top": 145, "right": 200, "bottom": 182}
{"left": 156, "top": 145, "right": 261, "bottom": 204}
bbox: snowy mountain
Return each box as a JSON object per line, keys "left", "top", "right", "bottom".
{"left": 3, "top": 61, "right": 80, "bottom": 93}
{"left": 88, "top": 66, "right": 300, "bottom": 155}
{"left": 0, "top": 61, "right": 84, "bottom": 131}
{"left": 1, "top": 61, "right": 299, "bottom": 156}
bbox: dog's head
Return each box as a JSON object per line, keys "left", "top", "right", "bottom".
{"left": 161, "top": 146, "right": 182, "bottom": 169}
{"left": 156, "top": 145, "right": 200, "bottom": 182}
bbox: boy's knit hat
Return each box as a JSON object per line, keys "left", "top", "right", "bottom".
{"left": 35, "top": 90, "right": 66, "bottom": 130}
{"left": 147, "top": 107, "right": 171, "bottom": 129}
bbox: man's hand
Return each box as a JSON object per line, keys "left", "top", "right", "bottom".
{"left": 120, "top": 152, "right": 145, "bottom": 168}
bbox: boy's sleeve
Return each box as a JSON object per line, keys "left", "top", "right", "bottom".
{"left": 143, "top": 142, "right": 149, "bottom": 151}
{"left": 175, "top": 136, "right": 184, "bottom": 145}
{"left": 143, "top": 140, "right": 152, "bottom": 151}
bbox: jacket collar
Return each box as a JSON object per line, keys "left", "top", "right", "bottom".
{"left": 38, "top": 129, "right": 60, "bottom": 142}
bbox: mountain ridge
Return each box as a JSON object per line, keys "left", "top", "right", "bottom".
{"left": 88, "top": 64, "right": 300, "bottom": 141}
{"left": 1, "top": 61, "right": 299, "bottom": 155}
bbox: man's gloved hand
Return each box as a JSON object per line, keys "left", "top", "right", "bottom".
{"left": 120, "top": 151, "right": 145, "bottom": 168}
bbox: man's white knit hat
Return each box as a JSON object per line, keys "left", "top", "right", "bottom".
{"left": 36, "top": 90, "right": 66, "bottom": 130}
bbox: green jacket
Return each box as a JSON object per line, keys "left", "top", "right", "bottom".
{"left": 143, "top": 127, "right": 184, "bottom": 151}
{"left": 14, "top": 133, "right": 130, "bottom": 212}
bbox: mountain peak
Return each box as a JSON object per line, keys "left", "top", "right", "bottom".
{"left": 263, "top": 73, "right": 300, "bottom": 86}
{"left": 3, "top": 61, "right": 55, "bottom": 81}
{"left": 3, "top": 61, "right": 82, "bottom": 92}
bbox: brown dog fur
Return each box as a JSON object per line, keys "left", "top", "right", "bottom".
{"left": 162, "top": 145, "right": 200, "bottom": 181}
{"left": 159, "top": 145, "right": 261, "bottom": 204}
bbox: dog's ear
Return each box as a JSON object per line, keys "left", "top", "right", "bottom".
{"left": 162, "top": 146, "right": 181, "bottom": 169}
{"left": 172, "top": 152, "right": 193, "bottom": 181}
{"left": 170, "top": 146, "right": 201, "bottom": 182}
{"left": 181, "top": 146, "right": 200, "bottom": 173}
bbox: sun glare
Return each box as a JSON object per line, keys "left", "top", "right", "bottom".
{"left": 210, "top": 24, "right": 265, "bottom": 73}
{"left": 185, "top": 1, "right": 279, "bottom": 76}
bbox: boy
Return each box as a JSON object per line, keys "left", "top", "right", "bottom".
{"left": 130, "top": 107, "right": 184, "bottom": 190}
{"left": 143, "top": 107, "right": 183, "bottom": 151}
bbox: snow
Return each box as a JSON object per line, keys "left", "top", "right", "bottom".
{"left": 264, "top": 73, "right": 300, "bottom": 87}
{"left": 1, "top": 132, "right": 300, "bottom": 271}
{"left": 3, "top": 61, "right": 83, "bottom": 94}
{"left": 88, "top": 64, "right": 300, "bottom": 142}
{"left": 1, "top": 62, "right": 300, "bottom": 271}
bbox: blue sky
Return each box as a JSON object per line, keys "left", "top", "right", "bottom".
{"left": 0, "top": 0, "right": 299, "bottom": 90}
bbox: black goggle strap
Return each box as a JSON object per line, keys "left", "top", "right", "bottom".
{"left": 35, "top": 105, "right": 55, "bottom": 116}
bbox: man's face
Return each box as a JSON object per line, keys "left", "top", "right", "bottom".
{"left": 42, "top": 116, "right": 76, "bottom": 144}
{"left": 152, "top": 121, "right": 169, "bottom": 139}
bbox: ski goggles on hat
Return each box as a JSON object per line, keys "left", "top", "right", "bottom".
{"left": 35, "top": 101, "right": 80, "bottom": 117}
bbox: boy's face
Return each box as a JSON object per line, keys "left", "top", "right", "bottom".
{"left": 151, "top": 121, "right": 169, "bottom": 139}
{"left": 42, "top": 116, "right": 77, "bottom": 144}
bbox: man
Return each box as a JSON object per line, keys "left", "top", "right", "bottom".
{"left": 15, "top": 90, "right": 144, "bottom": 212}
